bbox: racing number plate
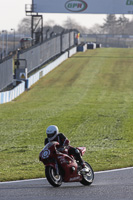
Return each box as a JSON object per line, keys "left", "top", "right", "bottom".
{"left": 42, "top": 149, "right": 50, "bottom": 159}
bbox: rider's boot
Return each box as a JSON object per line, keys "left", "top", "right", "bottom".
{"left": 80, "top": 162, "right": 89, "bottom": 174}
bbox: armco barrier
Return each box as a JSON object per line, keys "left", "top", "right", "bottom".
{"left": 0, "top": 81, "right": 25, "bottom": 104}
{"left": 26, "top": 52, "right": 69, "bottom": 89}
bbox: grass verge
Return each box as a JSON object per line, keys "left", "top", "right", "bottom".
{"left": 0, "top": 48, "right": 133, "bottom": 181}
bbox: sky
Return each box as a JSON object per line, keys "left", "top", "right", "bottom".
{"left": 0, "top": 0, "right": 132, "bottom": 32}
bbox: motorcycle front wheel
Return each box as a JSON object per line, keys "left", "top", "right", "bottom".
{"left": 80, "top": 162, "right": 94, "bottom": 186}
{"left": 45, "top": 166, "right": 62, "bottom": 187}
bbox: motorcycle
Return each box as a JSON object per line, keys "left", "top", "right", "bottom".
{"left": 39, "top": 141, "right": 94, "bottom": 187}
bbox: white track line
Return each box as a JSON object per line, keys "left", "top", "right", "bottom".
{"left": 0, "top": 167, "right": 133, "bottom": 184}
{"left": 94, "top": 167, "right": 133, "bottom": 174}
{"left": 0, "top": 178, "right": 46, "bottom": 184}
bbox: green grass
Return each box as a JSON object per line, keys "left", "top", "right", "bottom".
{"left": 0, "top": 48, "right": 133, "bottom": 181}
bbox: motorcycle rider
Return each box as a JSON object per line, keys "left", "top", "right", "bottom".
{"left": 44, "top": 125, "right": 87, "bottom": 171}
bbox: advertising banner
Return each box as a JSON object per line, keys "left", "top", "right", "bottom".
{"left": 33, "top": 0, "right": 133, "bottom": 14}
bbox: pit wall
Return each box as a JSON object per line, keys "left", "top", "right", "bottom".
{"left": 0, "top": 47, "right": 77, "bottom": 104}
{"left": 68, "top": 47, "right": 77, "bottom": 57}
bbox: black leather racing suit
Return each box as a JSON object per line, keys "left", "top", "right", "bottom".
{"left": 44, "top": 133, "right": 84, "bottom": 165}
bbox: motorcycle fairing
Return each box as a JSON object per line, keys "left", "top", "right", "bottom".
{"left": 56, "top": 153, "right": 82, "bottom": 182}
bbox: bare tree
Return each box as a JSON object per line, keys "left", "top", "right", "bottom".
{"left": 17, "top": 17, "right": 31, "bottom": 36}
{"left": 88, "top": 24, "right": 103, "bottom": 34}
{"left": 63, "top": 17, "right": 77, "bottom": 29}
{"left": 63, "top": 17, "right": 89, "bottom": 33}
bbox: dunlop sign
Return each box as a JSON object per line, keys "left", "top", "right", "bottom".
{"left": 33, "top": 0, "right": 133, "bottom": 14}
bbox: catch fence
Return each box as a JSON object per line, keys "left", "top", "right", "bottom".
{"left": 18, "top": 31, "right": 75, "bottom": 74}
{"left": 0, "top": 30, "right": 75, "bottom": 91}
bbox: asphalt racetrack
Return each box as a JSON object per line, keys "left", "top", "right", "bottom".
{"left": 0, "top": 167, "right": 133, "bottom": 200}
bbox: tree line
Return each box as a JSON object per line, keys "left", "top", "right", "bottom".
{"left": 17, "top": 14, "right": 133, "bottom": 36}
{"left": 89, "top": 14, "right": 133, "bottom": 34}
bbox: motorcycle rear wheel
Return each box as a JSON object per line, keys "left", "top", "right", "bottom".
{"left": 80, "top": 162, "right": 94, "bottom": 186}
{"left": 45, "top": 166, "right": 62, "bottom": 187}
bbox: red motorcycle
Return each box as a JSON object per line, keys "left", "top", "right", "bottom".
{"left": 39, "top": 141, "right": 94, "bottom": 187}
